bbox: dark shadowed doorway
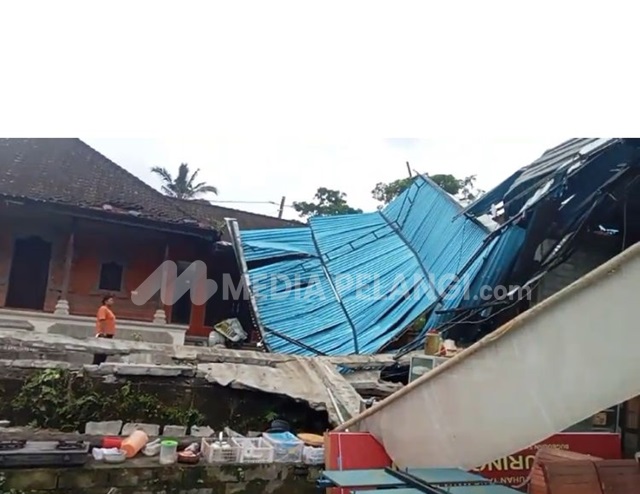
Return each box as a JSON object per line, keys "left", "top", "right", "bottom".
{"left": 171, "top": 261, "right": 193, "bottom": 325}
{"left": 6, "top": 236, "right": 52, "bottom": 310}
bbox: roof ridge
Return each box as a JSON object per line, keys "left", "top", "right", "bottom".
{"left": 171, "top": 196, "right": 303, "bottom": 224}
{"left": 414, "top": 174, "right": 490, "bottom": 233}
{"left": 75, "top": 138, "right": 205, "bottom": 225}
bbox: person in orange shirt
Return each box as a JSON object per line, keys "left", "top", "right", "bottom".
{"left": 93, "top": 295, "right": 116, "bottom": 365}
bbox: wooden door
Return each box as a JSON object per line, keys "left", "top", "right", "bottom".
{"left": 5, "top": 236, "right": 52, "bottom": 310}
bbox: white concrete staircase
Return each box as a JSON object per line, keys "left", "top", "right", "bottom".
{"left": 336, "top": 241, "right": 640, "bottom": 470}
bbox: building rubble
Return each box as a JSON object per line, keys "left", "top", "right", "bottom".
{"left": 0, "top": 326, "right": 412, "bottom": 426}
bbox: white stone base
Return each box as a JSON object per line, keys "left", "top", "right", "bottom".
{"left": 53, "top": 299, "right": 70, "bottom": 316}
{"left": 153, "top": 309, "right": 167, "bottom": 324}
{"left": 0, "top": 307, "right": 187, "bottom": 345}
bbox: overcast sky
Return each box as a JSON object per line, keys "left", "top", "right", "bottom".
{"left": 83, "top": 138, "right": 564, "bottom": 220}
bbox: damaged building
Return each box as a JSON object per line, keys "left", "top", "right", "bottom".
{"left": 228, "top": 138, "right": 640, "bottom": 360}
{"left": 2, "top": 137, "right": 640, "bottom": 438}
{"left": 2, "top": 137, "right": 639, "bottom": 360}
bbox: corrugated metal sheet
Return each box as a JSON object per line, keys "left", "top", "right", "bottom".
{"left": 235, "top": 176, "right": 514, "bottom": 356}
{"left": 242, "top": 227, "right": 317, "bottom": 261}
{"left": 421, "top": 225, "right": 527, "bottom": 333}
{"left": 463, "top": 138, "right": 621, "bottom": 219}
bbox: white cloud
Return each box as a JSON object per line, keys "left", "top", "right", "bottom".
{"left": 84, "top": 137, "right": 564, "bottom": 220}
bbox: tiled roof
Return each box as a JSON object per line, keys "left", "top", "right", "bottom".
{"left": 172, "top": 197, "right": 303, "bottom": 230}
{"left": 0, "top": 138, "right": 208, "bottom": 228}
{"left": 0, "top": 138, "right": 304, "bottom": 234}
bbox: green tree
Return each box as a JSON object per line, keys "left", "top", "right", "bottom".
{"left": 372, "top": 173, "right": 483, "bottom": 205}
{"left": 151, "top": 163, "right": 218, "bottom": 199}
{"left": 293, "top": 187, "right": 363, "bottom": 218}
{"left": 458, "top": 174, "right": 485, "bottom": 202}
{"left": 371, "top": 177, "right": 413, "bottom": 204}
{"left": 430, "top": 174, "right": 464, "bottom": 195}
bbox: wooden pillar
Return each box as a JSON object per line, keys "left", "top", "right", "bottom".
{"left": 54, "top": 226, "right": 75, "bottom": 315}
{"left": 189, "top": 289, "right": 208, "bottom": 336}
{"left": 187, "top": 244, "right": 208, "bottom": 337}
{"left": 153, "top": 243, "right": 170, "bottom": 324}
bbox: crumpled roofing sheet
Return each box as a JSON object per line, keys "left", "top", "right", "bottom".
{"left": 462, "top": 138, "right": 621, "bottom": 220}
{"left": 237, "top": 177, "right": 509, "bottom": 356}
{"left": 198, "top": 356, "right": 363, "bottom": 426}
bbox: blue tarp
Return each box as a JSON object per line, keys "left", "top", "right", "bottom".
{"left": 236, "top": 176, "right": 523, "bottom": 356}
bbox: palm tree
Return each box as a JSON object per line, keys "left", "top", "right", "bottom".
{"left": 150, "top": 163, "right": 218, "bottom": 200}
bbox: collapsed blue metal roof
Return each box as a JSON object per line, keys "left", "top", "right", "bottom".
{"left": 232, "top": 176, "right": 525, "bottom": 356}
{"left": 461, "top": 138, "right": 623, "bottom": 222}
{"left": 230, "top": 137, "right": 640, "bottom": 357}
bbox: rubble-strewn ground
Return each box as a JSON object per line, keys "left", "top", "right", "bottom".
{"left": 0, "top": 326, "right": 408, "bottom": 428}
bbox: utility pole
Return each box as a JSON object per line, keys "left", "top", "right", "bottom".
{"left": 277, "top": 196, "right": 286, "bottom": 218}
{"left": 406, "top": 161, "right": 412, "bottom": 178}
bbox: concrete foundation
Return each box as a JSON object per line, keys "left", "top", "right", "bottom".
{"left": 0, "top": 308, "right": 185, "bottom": 345}
{"left": 0, "top": 457, "right": 321, "bottom": 494}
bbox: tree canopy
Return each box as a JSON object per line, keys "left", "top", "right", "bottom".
{"left": 372, "top": 173, "right": 484, "bottom": 205}
{"left": 293, "top": 187, "right": 363, "bottom": 218}
{"left": 371, "top": 177, "right": 414, "bottom": 204}
{"left": 293, "top": 174, "right": 484, "bottom": 220}
{"left": 151, "top": 163, "right": 218, "bottom": 200}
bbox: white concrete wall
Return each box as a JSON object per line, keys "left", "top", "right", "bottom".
{"left": 0, "top": 308, "right": 186, "bottom": 345}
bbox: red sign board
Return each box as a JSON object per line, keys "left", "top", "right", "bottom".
{"left": 324, "top": 432, "right": 392, "bottom": 494}
{"left": 324, "top": 431, "right": 392, "bottom": 471}
{"left": 471, "top": 432, "right": 622, "bottom": 487}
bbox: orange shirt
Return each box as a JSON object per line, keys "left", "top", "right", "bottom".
{"left": 96, "top": 305, "right": 116, "bottom": 336}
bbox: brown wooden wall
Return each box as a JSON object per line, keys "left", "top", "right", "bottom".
{"left": 0, "top": 204, "right": 218, "bottom": 336}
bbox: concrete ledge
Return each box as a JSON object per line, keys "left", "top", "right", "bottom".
{"left": 48, "top": 322, "right": 176, "bottom": 345}
{"left": 0, "top": 308, "right": 187, "bottom": 345}
{"left": 98, "top": 363, "right": 196, "bottom": 377}
{"left": 0, "top": 359, "right": 74, "bottom": 369}
{"left": 0, "top": 318, "right": 34, "bottom": 331}
{"left": 0, "top": 457, "right": 321, "bottom": 494}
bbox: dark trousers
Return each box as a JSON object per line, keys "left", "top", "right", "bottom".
{"left": 92, "top": 334, "right": 114, "bottom": 365}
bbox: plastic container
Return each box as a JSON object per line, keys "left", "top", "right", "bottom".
{"left": 178, "top": 450, "right": 200, "bottom": 464}
{"left": 425, "top": 332, "right": 442, "bottom": 355}
{"left": 201, "top": 436, "right": 238, "bottom": 463}
{"left": 142, "top": 438, "right": 161, "bottom": 457}
{"left": 262, "top": 432, "right": 303, "bottom": 463}
{"left": 120, "top": 430, "right": 149, "bottom": 458}
{"left": 302, "top": 445, "right": 324, "bottom": 465}
{"left": 231, "top": 437, "right": 275, "bottom": 464}
{"left": 159, "top": 440, "right": 178, "bottom": 465}
{"left": 103, "top": 449, "right": 127, "bottom": 464}
{"left": 92, "top": 447, "right": 119, "bottom": 461}
{"left": 102, "top": 436, "right": 123, "bottom": 449}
